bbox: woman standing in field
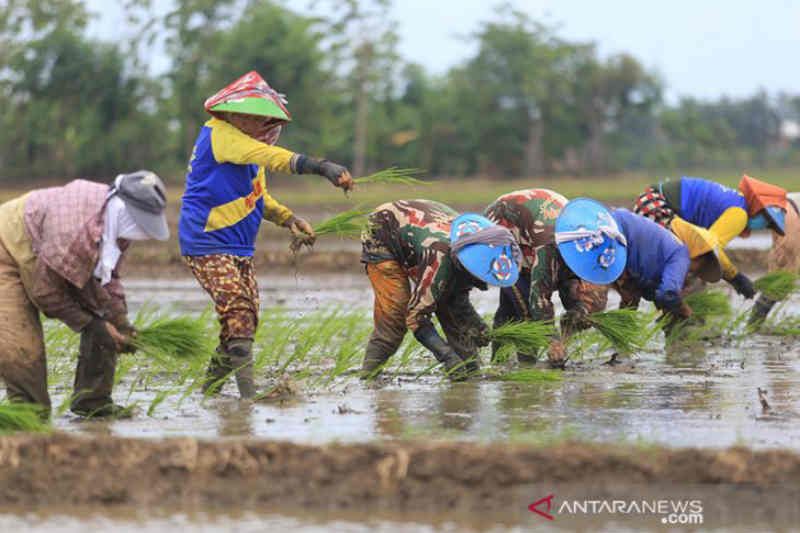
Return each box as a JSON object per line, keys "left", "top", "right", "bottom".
{"left": 555, "top": 199, "right": 724, "bottom": 336}
{"left": 360, "top": 200, "right": 521, "bottom": 379}
{"left": 0, "top": 172, "right": 169, "bottom": 417}
{"left": 633, "top": 175, "right": 788, "bottom": 299}
{"left": 179, "top": 71, "right": 353, "bottom": 398}
{"left": 484, "top": 188, "right": 608, "bottom": 367}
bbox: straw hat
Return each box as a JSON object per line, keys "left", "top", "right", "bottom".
{"left": 670, "top": 217, "right": 722, "bottom": 282}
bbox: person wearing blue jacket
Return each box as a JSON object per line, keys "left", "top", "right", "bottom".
{"left": 634, "top": 175, "right": 788, "bottom": 299}
{"left": 555, "top": 199, "right": 722, "bottom": 322}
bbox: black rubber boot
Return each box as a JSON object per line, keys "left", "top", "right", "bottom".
{"left": 201, "top": 345, "right": 232, "bottom": 395}
{"left": 227, "top": 339, "right": 256, "bottom": 399}
{"left": 360, "top": 345, "right": 392, "bottom": 379}
{"left": 71, "top": 318, "right": 127, "bottom": 418}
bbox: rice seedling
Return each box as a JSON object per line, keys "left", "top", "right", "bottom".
{"left": 498, "top": 369, "right": 564, "bottom": 383}
{"left": 754, "top": 270, "right": 799, "bottom": 301}
{"left": 0, "top": 402, "right": 49, "bottom": 433}
{"left": 684, "top": 289, "right": 733, "bottom": 322}
{"left": 353, "top": 167, "right": 427, "bottom": 186}
{"left": 586, "top": 309, "right": 656, "bottom": 354}
{"left": 312, "top": 208, "right": 370, "bottom": 239}
{"left": 488, "top": 320, "right": 555, "bottom": 358}
{"left": 762, "top": 315, "right": 800, "bottom": 337}
{"left": 133, "top": 315, "right": 212, "bottom": 360}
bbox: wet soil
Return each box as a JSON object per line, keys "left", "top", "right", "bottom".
{"left": 1, "top": 433, "right": 800, "bottom": 530}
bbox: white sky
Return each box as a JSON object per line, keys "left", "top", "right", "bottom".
{"left": 86, "top": 0, "right": 799, "bottom": 102}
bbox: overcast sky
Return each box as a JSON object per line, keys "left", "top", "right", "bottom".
{"left": 86, "top": 0, "right": 799, "bottom": 102}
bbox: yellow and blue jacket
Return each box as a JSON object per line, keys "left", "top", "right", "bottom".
{"left": 179, "top": 118, "right": 296, "bottom": 256}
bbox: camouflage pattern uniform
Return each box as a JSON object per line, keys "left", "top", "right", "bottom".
{"left": 485, "top": 189, "right": 608, "bottom": 359}
{"left": 361, "top": 200, "right": 486, "bottom": 369}
{"left": 183, "top": 254, "right": 259, "bottom": 344}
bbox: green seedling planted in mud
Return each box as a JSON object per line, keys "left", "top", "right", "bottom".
{"left": 754, "top": 271, "right": 799, "bottom": 301}
{"left": 312, "top": 208, "right": 370, "bottom": 239}
{"left": 489, "top": 321, "right": 555, "bottom": 359}
{"left": 499, "top": 369, "right": 564, "bottom": 383}
{"left": 353, "top": 167, "right": 428, "bottom": 186}
{"left": 0, "top": 402, "right": 49, "bottom": 433}
{"left": 587, "top": 309, "right": 656, "bottom": 354}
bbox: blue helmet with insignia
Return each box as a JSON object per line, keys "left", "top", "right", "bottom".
{"left": 555, "top": 198, "right": 627, "bottom": 284}
{"left": 450, "top": 213, "right": 521, "bottom": 287}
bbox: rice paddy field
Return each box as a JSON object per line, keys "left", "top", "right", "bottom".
{"left": 2, "top": 250, "right": 799, "bottom": 530}
{"left": 0, "top": 176, "right": 799, "bottom": 530}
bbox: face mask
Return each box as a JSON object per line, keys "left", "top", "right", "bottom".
{"left": 747, "top": 213, "right": 769, "bottom": 231}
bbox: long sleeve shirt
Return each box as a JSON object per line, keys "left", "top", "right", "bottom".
{"left": 0, "top": 181, "right": 129, "bottom": 332}
{"left": 662, "top": 177, "right": 748, "bottom": 279}
{"left": 485, "top": 188, "right": 591, "bottom": 321}
{"left": 612, "top": 209, "right": 690, "bottom": 303}
{"left": 179, "top": 118, "right": 298, "bottom": 257}
{"left": 362, "top": 200, "right": 477, "bottom": 331}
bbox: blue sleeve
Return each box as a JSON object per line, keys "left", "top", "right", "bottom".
{"left": 656, "top": 245, "right": 689, "bottom": 300}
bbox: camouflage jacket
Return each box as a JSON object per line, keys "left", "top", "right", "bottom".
{"left": 486, "top": 189, "right": 606, "bottom": 322}
{"left": 362, "top": 200, "right": 460, "bottom": 330}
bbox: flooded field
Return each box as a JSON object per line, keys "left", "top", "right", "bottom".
{"left": 4, "top": 269, "right": 800, "bottom": 531}
{"left": 43, "top": 272, "right": 799, "bottom": 452}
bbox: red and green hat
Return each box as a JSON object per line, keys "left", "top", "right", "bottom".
{"left": 204, "top": 71, "right": 291, "bottom": 122}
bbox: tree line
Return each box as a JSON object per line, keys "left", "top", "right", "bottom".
{"left": 1, "top": 0, "right": 798, "bottom": 182}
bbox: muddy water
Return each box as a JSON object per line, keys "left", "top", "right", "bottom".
{"left": 8, "top": 272, "right": 800, "bottom": 532}
{"left": 48, "top": 274, "right": 800, "bottom": 452}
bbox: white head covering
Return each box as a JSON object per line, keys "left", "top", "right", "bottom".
{"left": 93, "top": 195, "right": 150, "bottom": 286}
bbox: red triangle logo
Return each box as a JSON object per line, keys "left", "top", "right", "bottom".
{"left": 529, "top": 494, "right": 555, "bottom": 521}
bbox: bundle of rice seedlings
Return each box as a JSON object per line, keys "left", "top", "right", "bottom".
{"left": 586, "top": 308, "right": 655, "bottom": 354}
{"left": 684, "top": 289, "right": 733, "bottom": 322}
{"left": 0, "top": 402, "right": 49, "bottom": 433}
{"left": 488, "top": 320, "right": 555, "bottom": 357}
{"left": 133, "top": 315, "right": 210, "bottom": 359}
{"left": 499, "top": 369, "right": 564, "bottom": 383}
{"left": 312, "top": 208, "right": 370, "bottom": 239}
{"left": 762, "top": 315, "right": 800, "bottom": 337}
{"left": 754, "top": 270, "right": 799, "bottom": 301}
{"left": 354, "top": 167, "right": 428, "bottom": 186}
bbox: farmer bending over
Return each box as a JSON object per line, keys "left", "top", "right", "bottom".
{"left": 179, "top": 71, "right": 353, "bottom": 398}
{"left": 361, "top": 200, "right": 521, "bottom": 379}
{"left": 750, "top": 191, "right": 800, "bottom": 325}
{"left": 555, "top": 199, "right": 723, "bottom": 335}
{"left": 0, "top": 172, "right": 169, "bottom": 417}
{"left": 634, "top": 175, "right": 788, "bottom": 299}
{"left": 485, "top": 189, "right": 608, "bottom": 368}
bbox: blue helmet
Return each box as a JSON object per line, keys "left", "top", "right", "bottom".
{"left": 450, "top": 213, "right": 520, "bottom": 287}
{"left": 555, "top": 198, "right": 627, "bottom": 284}
{"left": 747, "top": 206, "right": 786, "bottom": 236}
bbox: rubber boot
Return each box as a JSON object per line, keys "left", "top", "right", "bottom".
{"left": 71, "top": 318, "right": 128, "bottom": 418}
{"left": 227, "top": 339, "right": 256, "bottom": 399}
{"left": 748, "top": 295, "right": 777, "bottom": 330}
{"left": 439, "top": 351, "right": 469, "bottom": 382}
{"left": 201, "top": 345, "right": 232, "bottom": 395}
{"left": 360, "top": 345, "right": 391, "bottom": 379}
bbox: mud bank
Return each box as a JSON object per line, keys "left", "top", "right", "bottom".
{"left": 2, "top": 434, "right": 800, "bottom": 514}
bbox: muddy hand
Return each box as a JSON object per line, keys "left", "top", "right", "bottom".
{"left": 104, "top": 322, "right": 128, "bottom": 353}
{"left": 547, "top": 339, "right": 568, "bottom": 369}
{"left": 286, "top": 216, "right": 316, "bottom": 252}
{"left": 337, "top": 170, "right": 354, "bottom": 193}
